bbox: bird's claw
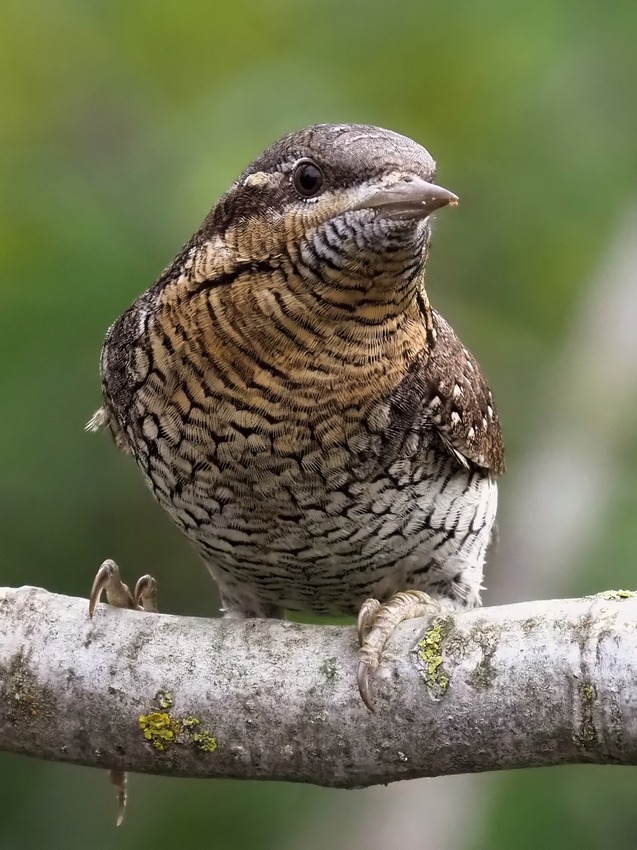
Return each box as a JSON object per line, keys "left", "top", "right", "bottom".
{"left": 89, "top": 560, "right": 134, "bottom": 616}
{"left": 357, "top": 659, "right": 377, "bottom": 712}
{"left": 134, "top": 575, "right": 158, "bottom": 612}
{"left": 89, "top": 559, "right": 157, "bottom": 617}
{"left": 87, "top": 559, "right": 157, "bottom": 824}
{"left": 356, "top": 590, "right": 444, "bottom": 711}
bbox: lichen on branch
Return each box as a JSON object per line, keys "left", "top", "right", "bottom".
{"left": 1, "top": 586, "right": 637, "bottom": 788}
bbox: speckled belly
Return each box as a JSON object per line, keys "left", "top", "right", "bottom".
{"left": 136, "top": 425, "right": 497, "bottom": 615}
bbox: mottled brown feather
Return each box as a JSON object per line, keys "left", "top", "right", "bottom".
{"left": 92, "top": 123, "right": 504, "bottom": 624}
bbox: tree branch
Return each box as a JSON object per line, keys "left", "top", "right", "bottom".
{"left": 1, "top": 586, "right": 636, "bottom": 784}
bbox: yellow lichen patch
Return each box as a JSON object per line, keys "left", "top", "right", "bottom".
{"left": 417, "top": 617, "right": 451, "bottom": 699}
{"left": 597, "top": 589, "right": 637, "bottom": 601}
{"left": 192, "top": 730, "right": 218, "bottom": 753}
{"left": 181, "top": 715, "right": 217, "bottom": 751}
{"left": 138, "top": 712, "right": 179, "bottom": 751}
{"left": 582, "top": 683, "right": 595, "bottom": 702}
{"left": 138, "top": 704, "right": 218, "bottom": 755}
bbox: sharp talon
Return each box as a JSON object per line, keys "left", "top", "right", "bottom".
{"left": 89, "top": 560, "right": 118, "bottom": 617}
{"left": 88, "top": 594, "right": 98, "bottom": 619}
{"left": 134, "top": 575, "right": 157, "bottom": 612}
{"left": 357, "top": 660, "right": 376, "bottom": 712}
{"left": 89, "top": 559, "right": 137, "bottom": 615}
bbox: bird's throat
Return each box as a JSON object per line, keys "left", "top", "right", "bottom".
{"left": 153, "top": 262, "right": 432, "bottom": 419}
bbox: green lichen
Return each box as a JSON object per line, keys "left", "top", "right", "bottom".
{"left": 138, "top": 712, "right": 178, "bottom": 751}
{"left": 320, "top": 657, "right": 339, "bottom": 680}
{"left": 139, "top": 699, "right": 218, "bottom": 755}
{"left": 4, "top": 652, "right": 54, "bottom": 726}
{"left": 466, "top": 630, "right": 498, "bottom": 691}
{"left": 156, "top": 690, "right": 173, "bottom": 709}
{"left": 597, "top": 589, "right": 637, "bottom": 601}
{"left": 417, "top": 617, "right": 451, "bottom": 698}
{"left": 574, "top": 682, "right": 598, "bottom": 750}
{"left": 192, "top": 731, "right": 218, "bottom": 753}
{"left": 181, "top": 715, "right": 217, "bottom": 752}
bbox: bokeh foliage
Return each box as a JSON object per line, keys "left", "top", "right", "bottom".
{"left": 1, "top": 0, "right": 637, "bottom": 848}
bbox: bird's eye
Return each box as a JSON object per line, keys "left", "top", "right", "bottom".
{"left": 292, "top": 160, "right": 324, "bottom": 198}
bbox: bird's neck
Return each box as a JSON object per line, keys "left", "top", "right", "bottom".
{"left": 154, "top": 239, "right": 433, "bottom": 385}
{"left": 284, "top": 214, "right": 431, "bottom": 315}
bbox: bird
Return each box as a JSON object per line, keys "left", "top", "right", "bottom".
{"left": 88, "top": 123, "right": 504, "bottom": 713}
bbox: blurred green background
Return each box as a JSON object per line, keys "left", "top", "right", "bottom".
{"left": 2, "top": 0, "right": 637, "bottom": 848}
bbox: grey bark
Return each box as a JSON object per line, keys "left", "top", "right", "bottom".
{"left": 1, "top": 585, "right": 636, "bottom": 782}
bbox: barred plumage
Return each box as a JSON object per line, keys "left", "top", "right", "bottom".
{"left": 91, "top": 124, "right": 504, "bottom": 702}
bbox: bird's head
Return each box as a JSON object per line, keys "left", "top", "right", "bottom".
{"left": 206, "top": 124, "right": 457, "bottom": 290}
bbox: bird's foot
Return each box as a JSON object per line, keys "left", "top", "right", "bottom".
{"left": 357, "top": 590, "right": 443, "bottom": 711}
{"left": 89, "top": 559, "right": 157, "bottom": 616}
{"left": 88, "top": 559, "right": 157, "bottom": 825}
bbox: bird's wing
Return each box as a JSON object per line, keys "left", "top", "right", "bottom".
{"left": 386, "top": 309, "right": 505, "bottom": 475}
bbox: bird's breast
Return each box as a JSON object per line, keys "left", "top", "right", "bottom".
{"left": 117, "top": 274, "right": 431, "bottom": 492}
{"left": 101, "top": 281, "right": 496, "bottom": 615}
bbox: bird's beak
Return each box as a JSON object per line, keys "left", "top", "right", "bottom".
{"left": 353, "top": 176, "right": 459, "bottom": 220}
